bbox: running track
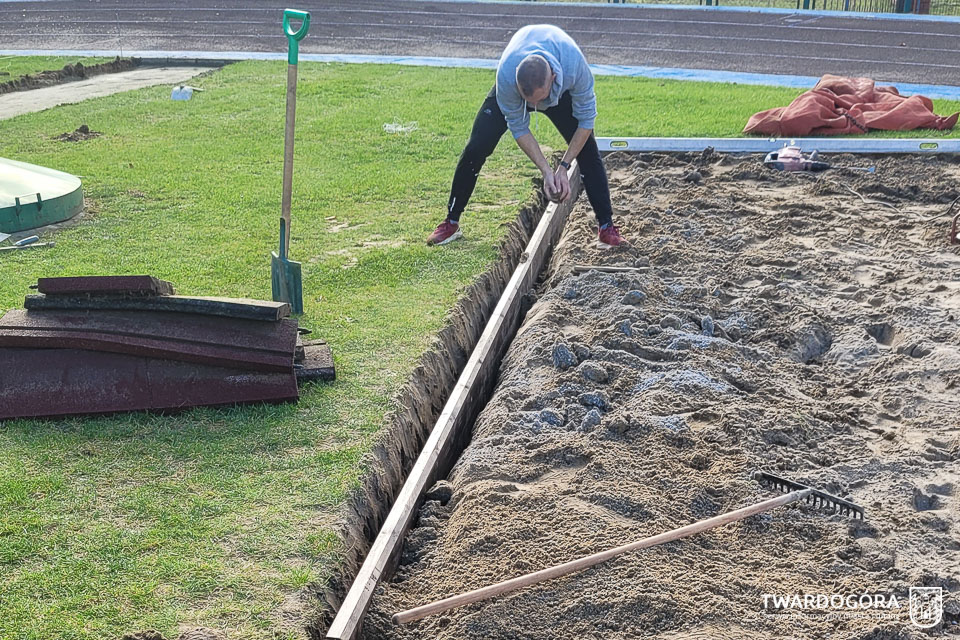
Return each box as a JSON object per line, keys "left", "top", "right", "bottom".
{"left": 2, "top": 0, "right": 960, "bottom": 84}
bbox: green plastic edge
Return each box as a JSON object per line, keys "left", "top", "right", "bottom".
{"left": 0, "top": 183, "right": 83, "bottom": 233}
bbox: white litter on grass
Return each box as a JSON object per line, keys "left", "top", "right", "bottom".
{"left": 383, "top": 119, "right": 418, "bottom": 134}
{"left": 171, "top": 85, "right": 193, "bottom": 100}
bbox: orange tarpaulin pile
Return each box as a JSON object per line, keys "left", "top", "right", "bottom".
{"left": 744, "top": 75, "right": 958, "bottom": 137}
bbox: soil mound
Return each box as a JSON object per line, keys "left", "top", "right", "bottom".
{"left": 56, "top": 124, "right": 102, "bottom": 142}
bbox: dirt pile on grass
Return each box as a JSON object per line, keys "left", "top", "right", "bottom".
{"left": 364, "top": 151, "right": 960, "bottom": 639}
{"left": 0, "top": 57, "right": 138, "bottom": 95}
{"left": 56, "top": 124, "right": 102, "bottom": 141}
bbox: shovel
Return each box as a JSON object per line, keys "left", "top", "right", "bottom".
{"left": 271, "top": 8, "right": 310, "bottom": 314}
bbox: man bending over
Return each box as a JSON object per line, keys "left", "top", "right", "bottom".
{"left": 427, "top": 24, "right": 624, "bottom": 248}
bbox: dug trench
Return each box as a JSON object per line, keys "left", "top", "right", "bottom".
{"left": 0, "top": 57, "right": 139, "bottom": 94}
{"left": 306, "top": 186, "right": 548, "bottom": 634}
{"left": 359, "top": 150, "right": 960, "bottom": 639}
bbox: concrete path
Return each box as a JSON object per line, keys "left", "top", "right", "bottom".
{"left": 0, "top": 65, "right": 214, "bottom": 119}
{"left": 1, "top": 0, "right": 959, "bottom": 85}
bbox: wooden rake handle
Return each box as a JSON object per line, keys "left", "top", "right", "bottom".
{"left": 393, "top": 488, "right": 810, "bottom": 624}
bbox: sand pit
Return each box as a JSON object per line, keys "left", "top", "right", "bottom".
{"left": 363, "top": 151, "right": 960, "bottom": 639}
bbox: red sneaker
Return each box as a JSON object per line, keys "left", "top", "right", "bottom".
{"left": 427, "top": 219, "right": 463, "bottom": 246}
{"left": 598, "top": 223, "right": 624, "bottom": 248}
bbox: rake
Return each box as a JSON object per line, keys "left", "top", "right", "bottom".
{"left": 392, "top": 470, "right": 864, "bottom": 624}
{"left": 751, "top": 471, "right": 864, "bottom": 520}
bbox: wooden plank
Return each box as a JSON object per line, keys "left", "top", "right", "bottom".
{"left": 23, "top": 294, "right": 290, "bottom": 321}
{"left": 326, "top": 163, "right": 582, "bottom": 640}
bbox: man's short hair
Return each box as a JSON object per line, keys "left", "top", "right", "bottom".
{"left": 516, "top": 55, "right": 550, "bottom": 99}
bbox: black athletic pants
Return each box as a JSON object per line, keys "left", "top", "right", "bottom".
{"left": 446, "top": 86, "right": 614, "bottom": 227}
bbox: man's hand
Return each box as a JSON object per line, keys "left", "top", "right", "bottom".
{"left": 542, "top": 169, "right": 561, "bottom": 202}
{"left": 515, "top": 133, "right": 562, "bottom": 201}
{"left": 552, "top": 165, "right": 571, "bottom": 203}
{"left": 550, "top": 127, "right": 592, "bottom": 203}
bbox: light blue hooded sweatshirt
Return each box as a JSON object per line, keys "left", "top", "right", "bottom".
{"left": 495, "top": 24, "right": 597, "bottom": 140}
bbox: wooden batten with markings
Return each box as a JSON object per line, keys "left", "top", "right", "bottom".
{"left": 326, "top": 163, "right": 582, "bottom": 640}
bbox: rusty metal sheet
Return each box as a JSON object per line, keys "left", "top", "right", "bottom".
{"left": 0, "top": 348, "right": 299, "bottom": 420}
{"left": 0, "top": 309, "right": 298, "bottom": 350}
{"left": 36, "top": 275, "right": 175, "bottom": 296}
{"left": 0, "top": 329, "right": 292, "bottom": 372}
{"left": 24, "top": 294, "right": 290, "bottom": 321}
{"left": 0, "top": 309, "right": 297, "bottom": 372}
{"left": 0, "top": 310, "right": 297, "bottom": 371}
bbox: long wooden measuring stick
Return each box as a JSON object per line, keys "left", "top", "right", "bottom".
{"left": 393, "top": 489, "right": 810, "bottom": 624}
{"left": 325, "top": 163, "right": 583, "bottom": 640}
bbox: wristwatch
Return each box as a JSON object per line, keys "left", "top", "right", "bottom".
{"left": 559, "top": 160, "right": 571, "bottom": 169}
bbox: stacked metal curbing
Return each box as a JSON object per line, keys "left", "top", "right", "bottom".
{"left": 0, "top": 275, "right": 334, "bottom": 420}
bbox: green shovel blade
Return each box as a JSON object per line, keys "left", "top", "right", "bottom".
{"left": 271, "top": 217, "right": 303, "bottom": 314}
{"left": 271, "top": 251, "right": 303, "bottom": 314}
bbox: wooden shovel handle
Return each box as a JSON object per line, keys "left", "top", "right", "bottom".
{"left": 281, "top": 63, "right": 298, "bottom": 253}
{"left": 392, "top": 488, "right": 810, "bottom": 624}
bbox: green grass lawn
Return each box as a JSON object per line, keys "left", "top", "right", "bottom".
{"left": 0, "top": 59, "right": 958, "bottom": 640}
{"left": 0, "top": 56, "right": 115, "bottom": 81}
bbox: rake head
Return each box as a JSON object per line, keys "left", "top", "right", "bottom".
{"left": 753, "top": 470, "right": 865, "bottom": 520}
